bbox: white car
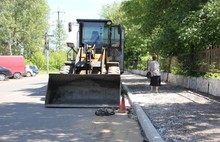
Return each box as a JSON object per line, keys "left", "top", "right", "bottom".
{"left": 25, "top": 65, "right": 36, "bottom": 77}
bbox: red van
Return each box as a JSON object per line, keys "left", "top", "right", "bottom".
{"left": 0, "top": 56, "right": 26, "bottom": 79}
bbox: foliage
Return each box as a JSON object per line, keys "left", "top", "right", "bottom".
{"left": 100, "top": 1, "right": 122, "bottom": 24}
{"left": 26, "top": 50, "right": 67, "bottom": 71}
{"left": 137, "top": 55, "right": 152, "bottom": 70}
{"left": 178, "top": 0, "right": 220, "bottom": 50}
{"left": 111, "top": 0, "right": 220, "bottom": 78}
{"left": 0, "top": 0, "right": 49, "bottom": 57}
{"left": 50, "top": 20, "right": 68, "bottom": 51}
{"left": 204, "top": 72, "right": 220, "bottom": 79}
{"left": 121, "top": 0, "right": 211, "bottom": 57}
{"left": 30, "top": 51, "right": 46, "bottom": 70}
{"left": 99, "top": 0, "right": 220, "bottom": 79}
{"left": 49, "top": 51, "right": 67, "bottom": 70}
{"left": 0, "top": 0, "right": 69, "bottom": 71}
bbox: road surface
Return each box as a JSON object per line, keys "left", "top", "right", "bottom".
{"left": 0, "top": 75, "right": 143, "bottom": 142}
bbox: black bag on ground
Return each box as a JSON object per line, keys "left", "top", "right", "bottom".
{"left": 146, "top": 72, "right": 151, "bottom": 79}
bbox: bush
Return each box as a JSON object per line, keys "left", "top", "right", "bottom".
{"left": 137, "top": 54, "right": 152, "bottom": 70}
{"left": 49, "top": 51, "right": 66, "bottom": 70}
{"left": 31, "top": 51, "right": 46, "bottom": 70}
{"left": 26, "top": 50, "right": 67, "bottom": 71}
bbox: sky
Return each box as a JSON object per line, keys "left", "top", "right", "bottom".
{"left": 46, "top": 0, "right": 122, "bottom": 44}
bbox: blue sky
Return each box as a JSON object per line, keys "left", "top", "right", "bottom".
{"left": 46, "top": 0, "right": 122, "bottom": 44}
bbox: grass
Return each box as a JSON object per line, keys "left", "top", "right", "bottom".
{"left": 39, "top": 69, "right": 59, "bottom": 74}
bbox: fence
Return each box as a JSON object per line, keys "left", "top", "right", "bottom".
{"left": 160, "top": 47, "right": 220, "bottom": 73}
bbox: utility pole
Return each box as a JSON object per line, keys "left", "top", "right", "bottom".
{"left": 53, "top": 10, "right": 65, "bottom": 49}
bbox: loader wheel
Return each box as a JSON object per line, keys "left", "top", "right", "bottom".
{"left": 108, "top": 66, "right": 120, "bottom": 74}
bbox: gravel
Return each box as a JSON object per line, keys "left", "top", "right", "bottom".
{"left": 121, "top": 72, "right": 220, "bottom": 142}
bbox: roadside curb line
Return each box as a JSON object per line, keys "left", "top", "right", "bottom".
{"left": 122, "top": 83, "right": 164, "bottom": 142}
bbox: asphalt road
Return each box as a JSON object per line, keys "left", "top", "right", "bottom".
{"left": 0, "top": 75, "right": 143, "bottom": 142}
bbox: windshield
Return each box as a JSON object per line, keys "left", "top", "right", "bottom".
{"left": 82, "top": 22, "right": 109, "bottom": 49}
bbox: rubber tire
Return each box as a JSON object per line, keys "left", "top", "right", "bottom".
{"left": 26, "top": 72, "right": 31, "bottom": 77}
{"left": 13, "top": 72, "right": 22, "bottom": 79}
{"left": 0, "top": 74, "right": 6, "bottom": 81}
{"left": 108, "top": 66, "right": 120, "bottom": 74}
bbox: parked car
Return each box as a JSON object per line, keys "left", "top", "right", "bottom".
{"left": 25, "top": 65, "right": 36, "bottom": 77}
{"left": 29, "top": 65, "right": 39, "bottom": 74}
{"left": 0, "top": 66, "right": 13, "bottom": 81}
{"left": 0, "top": 56, "right": 26, "bottom": 79}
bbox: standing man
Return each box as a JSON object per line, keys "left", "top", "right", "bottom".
{"left": 148, "top": 54, "right": 161, "bottom": 93}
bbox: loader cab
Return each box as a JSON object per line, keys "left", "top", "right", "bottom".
{"left": 77, "top": 19, "right": 112, "bottom": 53}
{"left": 110, "top": 25, "right": 124, "bottom": 73}
{"left": 72, "top": 19, "right": 124, "bottom": 74}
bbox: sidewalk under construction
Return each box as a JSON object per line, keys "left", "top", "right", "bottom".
{"left": 122, "top": 71, "right": 220, "bottom": 142}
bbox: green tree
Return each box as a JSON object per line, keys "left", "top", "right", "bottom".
{"left": 100, "top": 1, "right": 122, "bottom": 24}
{"left": 100, "top": 1, "right": 149, "bottom": 68}
{"left": 31, "top": 51, "right": 46, "bottom": 70}
{"left": 120, "top": 0, "right": 217, "bottom": 70}
{"left": 98, "top": 0, "right": 220, "bottom": 73}
{"left": 50, "top": 19, "right": 67, "bottom": 51}
{"left": 0, "top": 0, "right": 49, "bottom": 57}
{"left": 179, "top": 0, "right": 220, "bottom": 50}
{"left": 123, "top": 0, "right": 209, "bottom": 55}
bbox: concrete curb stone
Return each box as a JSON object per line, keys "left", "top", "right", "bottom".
{"left": 122, "top": 83, "right": 164, "bottom": 142}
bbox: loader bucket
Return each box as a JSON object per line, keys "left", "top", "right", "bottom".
{"left": 45, "top": 74, "right": 121, "bottom": 108}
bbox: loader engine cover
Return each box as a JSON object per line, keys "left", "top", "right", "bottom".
{"left": 45, "top": 74, "right": 121, "bottom": 108}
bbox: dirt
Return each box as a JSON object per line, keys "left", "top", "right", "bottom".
{"left": 121, "top": 72, "right": 220, "bottom": 142}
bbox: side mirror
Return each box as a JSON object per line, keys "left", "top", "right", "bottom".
{"left": 68, "top": 22, "right": 72, "bottom": 32}
{"left": 66, "top": 42, "right": 75, "bottom": 49}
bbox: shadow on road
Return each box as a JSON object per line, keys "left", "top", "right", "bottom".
{"left": 0, "top": 81, "right": 143, "bottom": 142}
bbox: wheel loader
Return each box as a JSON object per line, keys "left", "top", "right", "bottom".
{"left": 45, "top": 19, "right": 124, "bottom": 108}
